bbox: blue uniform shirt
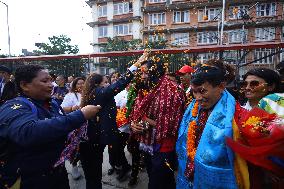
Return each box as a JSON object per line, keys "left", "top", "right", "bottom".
{"left": 0, "top": 97, "right": 86, "bottom": 186}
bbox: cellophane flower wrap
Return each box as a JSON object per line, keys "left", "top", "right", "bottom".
{"left": 226, "top": 107, "right": 284, "bottom": 177}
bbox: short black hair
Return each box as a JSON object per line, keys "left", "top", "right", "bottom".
{"left": 15, "top": 64, "right": 45, "bottom": 93}
{"left": 243, "top": 68, "right": 281, "bottom": 93}
{"left": 191, "top": 59, "right": 235, "bottom": 87}
{"left": 0, "top": 65, "right": 11, "bottom": 74}
{"left": 145, "top": 58, "right": 165, "bottom": 88}
{"left": 276, "top": 61, "right": 284, "bottom": 75}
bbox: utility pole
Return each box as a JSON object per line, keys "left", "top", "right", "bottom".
{"left": 220, "top": 0, "right": 225, "bottom": 46}
{"left": 0, "top": 1, "right": 11, "bottom": 57}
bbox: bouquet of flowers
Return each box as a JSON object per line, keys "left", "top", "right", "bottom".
{"left": 226, "top": 107, "right": 284, "bottom": 177}
{"left": 116, "top": 107, "right": 128, "bottom": 128}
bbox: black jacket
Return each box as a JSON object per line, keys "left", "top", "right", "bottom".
{"left": 88, "top": 70, "right": 133, "bottom": 145}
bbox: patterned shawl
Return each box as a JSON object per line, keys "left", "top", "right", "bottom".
{"left": 54, "top": 122, "right": 88, "bottom": 167}
{"left": 130, "top": 75, "right": 186, "bottom": 144}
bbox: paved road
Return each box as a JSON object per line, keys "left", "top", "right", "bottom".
{"left": 67, "top": 147, "right": 148, "bottom": 189}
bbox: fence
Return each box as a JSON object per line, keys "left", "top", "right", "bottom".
{"left": 0, "top": 42, "right": 283, "bottom": 77}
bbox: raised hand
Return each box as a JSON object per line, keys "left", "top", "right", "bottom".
{"left": 134, "top": 49, "right": 151, "bottom": 67}
{"left": 81, "top": 105, "right": 101, "bottom": 120}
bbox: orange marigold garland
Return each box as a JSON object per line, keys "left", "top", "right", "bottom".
{"left": 186, "top": 102, "right": 199, "bottom": 162}
{"left": 187, "top": 120, "right": 197, "bottom": 162}
{"left": 184, "top": 101, "right": 199, "bottom": 180}
{"left": 116, "top": 107, "right": 128, "bottom": 128}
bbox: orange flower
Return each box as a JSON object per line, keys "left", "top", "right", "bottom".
{"left": 142, "top": 89, "right": 149, "bottom": 97}
{"left": 116, "top": 107, "right": 128, "bottom": 128}
{"left": 187, "top": 120, "right": 197, "bottom": 161}
{"left": 186, "top": 101, "right": 199, "bottom": 161}
{"left": 192, "top": 102, "right": 199, "bottom": 117}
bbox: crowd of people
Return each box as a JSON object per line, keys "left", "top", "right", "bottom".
{"left": 0, "top": 52, "right": 283, "bottom": 189}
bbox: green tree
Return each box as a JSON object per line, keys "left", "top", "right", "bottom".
{"left": 103, "top": 37, "right": 141, "bottom": 73}
{"left": 34, "top": 35, "right": 79, "bottom": 55}
{"left": 145, "top": 36, "right": 167, "bottom": 49}
{"left": 34, "top": 35, "right": 83, "bottom": 76}
{"left": 145, "top": 36, "right": 192, "bottom": 72}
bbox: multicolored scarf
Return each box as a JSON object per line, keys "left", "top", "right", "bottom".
{"left": 130, "top": 75, "right": 186, "bottom": 144}
{"left": 54, "top": 122, "right": 88, "bottom": 167}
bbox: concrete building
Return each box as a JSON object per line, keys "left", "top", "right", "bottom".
{"left": 86, "top": 0, "right": 143, "bottom": 74}
{"left": 142, "top": 0, "right": 284, "bottom": 74}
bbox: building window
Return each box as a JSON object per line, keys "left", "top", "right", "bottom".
{"left": 197, "top": 53, "right": 216, "bottom": 63}
{"left": 99, "top": 67, "right": 109, "bottom": 75}
{"left": 171, "top": 33, "right": 189, "bottom": 46}
{"left": 114, "top": 24, "right": 132, "bottom": 36}
{"left": 149, "top": 13, "right": 166, "bottom": 25}
{"left": 173, "top": 11, "right": 190, "bottom": 23}
{"left": 98, "top": 26, "right": 108, "bottom": 37}
{"left": 148, "top": 34, "right": 166, "bottom": 42}
{"left": 227, "top": 29, "right": 248, "bottom": 43}
{"left": 197, "top": 31, "right": 218, "bottom": 44}
{"left": 149, "top": 0, "right": 166, "bottom": 3}
{"left": 255, "top": 27, "right": 275, "bottom": 41}
{"left": 98, "top": 5, "right": 107, "bottom": 17}
{"left": 99, "top": 46, "right": 106, "bottom": 52}
{"left": 228, "top": 5, "right": 249, "bottom": 19}
{"left": 254, "top": 48, "right": 275, "bottom": 64}
{"left": 256, "top": 3, "right": 276, "bottom": 17}
{"left": 114, "top": 2, "right": 132, "bottom": 15}
{"left": 198, "top": 8, "right": 221, "bottom": 22}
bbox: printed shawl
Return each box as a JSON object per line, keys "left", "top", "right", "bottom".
{"left": 130, "top": 75, "right": 186, "bottom": 144}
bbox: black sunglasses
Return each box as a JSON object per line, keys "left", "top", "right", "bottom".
{"left": 240, "top": 80, "right": 267, "bottom": 89}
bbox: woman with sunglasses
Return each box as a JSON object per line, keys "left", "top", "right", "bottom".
{"left": 241, "top": 68, "right": 281, "bottom": 110}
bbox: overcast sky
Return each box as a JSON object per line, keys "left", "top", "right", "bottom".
{"left": 0, "top": 0, "right": 93, "bottom": 56}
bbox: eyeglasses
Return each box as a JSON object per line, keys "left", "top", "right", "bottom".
{"left": 240, "top": 80, "right": 267, "bottom": 89}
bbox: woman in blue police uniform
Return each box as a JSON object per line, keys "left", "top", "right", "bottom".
{"left": 0, "top": 65, "right": 100, "bottom": 189}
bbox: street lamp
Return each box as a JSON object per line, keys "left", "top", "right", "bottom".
{"left": 0, "top": 0, "right": 11, "bottom": 57}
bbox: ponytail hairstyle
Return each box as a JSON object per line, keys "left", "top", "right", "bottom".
{"left": 80, "top": 73, "right": 104, "bottom": 107}
{"left": 191, "top": 59, "right": 235, "bottom": 86}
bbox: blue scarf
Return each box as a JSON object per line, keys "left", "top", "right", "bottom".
{"left": 176, "top": 90, "right": 238, "bottom": 189}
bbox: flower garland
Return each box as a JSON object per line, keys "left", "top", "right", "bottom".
{"left": 186, "top": 101, "right": 199, "bottom": 162}
{"left": 116, "top": 107, "right": 128, "bottom": 128}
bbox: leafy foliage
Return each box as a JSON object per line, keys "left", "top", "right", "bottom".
{"left": 102, "top": 37, "right": 141, "bottom": 73}
{"left": 33, "top": 35, "right": 83, "bottom": 76}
